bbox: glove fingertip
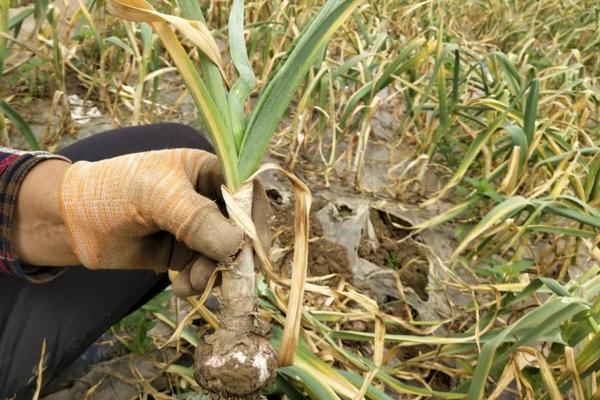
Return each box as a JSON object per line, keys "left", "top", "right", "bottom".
{"left": 202, "top": 212, "right": 245, "bottom": 263}
{"left": 189, "top": 257, "right": 217, "bottom": 291}
{"left": 171, "top": 269, "right": 197, "bottom": 298}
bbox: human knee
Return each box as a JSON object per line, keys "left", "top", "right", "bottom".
{"left": 154, "top": 123, "right": 214, "bottom": 153}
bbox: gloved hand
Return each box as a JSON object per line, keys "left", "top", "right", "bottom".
{"left": 60, "top": 148, "right": 271, "bottom": 297}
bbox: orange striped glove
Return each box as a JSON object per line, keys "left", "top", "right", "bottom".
{"left": 60, "top": 149, "right": 271, "bottom": 297}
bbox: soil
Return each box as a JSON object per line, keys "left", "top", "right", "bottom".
{"left": 269, "top": 193, "right": 353, "bottom": 281}
{"left": 307, "top": 239, "right": 353, "bottom": 279}
{"left": 358, "top": 209, "right": 430, "bottom": 300}
{"left": 268, "top": 188, "right": 436, "bottom": 380}
{"left": 268, "top": 191, "right": 429, "bottom": 301}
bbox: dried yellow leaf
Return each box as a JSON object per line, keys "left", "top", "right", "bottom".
{"left": 108, "top": 0, "right": 223, "bottom": 70}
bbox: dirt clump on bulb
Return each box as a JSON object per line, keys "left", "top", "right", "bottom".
{"left": 194, "top": 329, "right": 277, "bottom": 397}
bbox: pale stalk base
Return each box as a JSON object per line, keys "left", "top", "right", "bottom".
{"left": 194, "top": 181, "right": 277, "bottom": 396}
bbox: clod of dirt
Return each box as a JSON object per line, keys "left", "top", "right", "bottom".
{"left": 194, "top": 329, "right": 277, "bottom": 397}
{"left": 308, "top": 238, "right": 352, "bottom": 280}
{"left": 270, "top": 192, "right": 352, "bottom": 280}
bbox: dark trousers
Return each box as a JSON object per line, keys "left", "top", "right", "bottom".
{"left": 0, "top": 124, "right": 214, "bottom": 399}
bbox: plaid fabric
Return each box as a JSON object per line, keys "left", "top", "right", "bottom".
{"left": 0, "top": 147, "right": 70, "bottom": 282}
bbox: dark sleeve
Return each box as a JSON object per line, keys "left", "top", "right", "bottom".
{"left": 0, "top": 147, "right": 71, "bottom": 283}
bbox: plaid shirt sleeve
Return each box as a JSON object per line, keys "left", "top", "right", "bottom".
{"left": 0, "top": 147, "right": 71, "bottom": 283}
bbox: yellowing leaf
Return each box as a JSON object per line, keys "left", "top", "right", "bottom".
{"left": 107, "top": 0, "right": 223, "bottom": 71}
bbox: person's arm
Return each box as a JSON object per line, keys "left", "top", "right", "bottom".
{"left": 0, "top": 148, "right": 71, "bottom": 282}
{"left": 12, "top": 159, "right": 78, "bottom": 266}
{"left": 3, "top": 147, "right": 270, "bottom": 298}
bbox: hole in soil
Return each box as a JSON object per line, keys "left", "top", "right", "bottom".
{"left": 337, "top": 204, "right": 355, "bottom": 217}
{"left": 266, "top": 188, "right": 283, "bottom": 205}
{"left": 359, "top": 208, "right": 429, "bottom": 301}
{"left": 428, "top": 370, "right": 453, "bottom": 391}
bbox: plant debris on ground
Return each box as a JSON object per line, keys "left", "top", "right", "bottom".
{"left": 2, "top": 0, "right": 600, "bottom": 398}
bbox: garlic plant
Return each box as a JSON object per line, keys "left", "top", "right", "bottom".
{"left": 108, "top": 0, "right": 361, "bottom": 396}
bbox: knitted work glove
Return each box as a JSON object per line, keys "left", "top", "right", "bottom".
{"left": 171, "top": 179, "right": 271, "bottom": 298}
{"left": 60, "top": 149, "right": 271, "bottom": 296}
